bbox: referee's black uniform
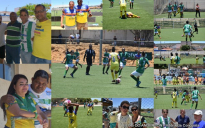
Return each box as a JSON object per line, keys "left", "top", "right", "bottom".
{"left": 84, "top": 49, "right": 95, "bottom": 75}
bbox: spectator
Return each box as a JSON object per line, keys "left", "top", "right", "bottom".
{"left": 0, "top": 15, "right": 7, "bottom": 64}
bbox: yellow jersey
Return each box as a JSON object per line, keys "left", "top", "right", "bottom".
{"left": 120, "top": 0, "right": 126, "bottom": 6}
{"left": 63, "top": 8, "right": 76, "bottom": 26}
{"left": 76, "top": 4, "right": 90, "bottom": 23}
{"left": 170, "top": 56, "right": 175, "bottom": 64}
{"left": 33, "top": 20, "right": 51, "bottom": 60}
{"left": 109, "top": 52, "right": 120, "bottom": 65}
{"left": 67, "top": 110, "right": 77, "bottom": 128}
{"left": 172, "top": 91, "right": 177, "bottom": 99}
{"left": 196, "top": 57, "right": 199, "bottom": 64}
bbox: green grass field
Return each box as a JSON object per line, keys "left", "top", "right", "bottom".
{"left": 52, "top": 63, "right": 154, "bottom": 98}
{"left": 103, "top": 0, "right": 154, "bottom": 29}
{"left": 155, "top": 12, "right": 205, "bottom": 18}
{"left": 51, "top": 106, "right": 102, "bottom": 128}
{"left": 154, "top": 58, "right": 203, "bottom": 64}
{"left": 154, "top": 28, "right": 205, "bottom": 41}
{"left": 154, "top": 94, "right": 205, "bottom": 109}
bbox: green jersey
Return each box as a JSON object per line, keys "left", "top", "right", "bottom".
{"left": 192, "top": 90, "right": 199, "bottom": 99}
{"left": 167, "top": 5, "right": 172, "bottom": 11}
{"left": 183, "top": 24, "right": 192, "bottom": 33}
{"left": 74, "top": 52, "right": 79, "bottom": 58}
{"left": 119, "top": 52, "right": 129, "bottom": 65}
{"left": 203, "top": 57, "right": 205, "bottom": 61}
{"left": 154, "top": 26, "right": 158, "bottom": 32}
{"left": 65, "top": 54, "right": 75, "bottom": 64}
{"left": 175, "top": 56, "right": 180, "bottom": 64}
{"left": 162, "top": 78, "right": 167, "bottom": 85}
{"left": 182, "top": 92, "right": 186, "bottom": 98}
{"left": 173, "top": 4, "right": 178, "bottom": 10}
{"left": 103, "top": 52, "right": 110, "bottom": 63}
{"left": 179, "top": 4, "right": 184, "bottom": 11}
{"left": 136, "top": 57, "right": 149, "bottom": 73}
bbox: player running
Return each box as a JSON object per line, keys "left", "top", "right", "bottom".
{"left": 196, "top": 55, "right": 199, "bottom": 64}
{"left": 109, "top": 0, "right": 114, "bottom": 8}
{"left": 67, "top": 102, "right": 79, "bottom": 128}
{"left": 173, "top": 2, "right": 178, "bottom": 17}
{"left": 190, "top": 86, "right": 202, "bottom": 109}
{"left": 119, "top": 48, "right": 129, "bottom": 78}
{"left": 103, "top": 48, "right": 110, "bottom": 74}
{"left": 62, "top": 50, "right": 78, "bottom": 78}
{"left": 181, "top": 90, "right": 188, "bottom": 105}
{"left": 109, "top": 47, "right": 120, "bottom": 83}
{"left": 171, "top": 88, "right": 178, "bottom": 108}
{"left": 155, "top": 90, "right": 158, "bottom": 99}
{"left": 183, "top": 21, "right": 193, "bottom": 41}
{"left": 154, "top": 24, "right": 161, "bottom": 39}
{"left": 170, "top": 52, "right": 175, "bottom": 64}
{"left": 179, "top": 2, "right": 184, "bottom": 18}
{"left": 130, "top": 0, "right": 134, "bottom": 9}
{"left": 74, "top": 49, "right": 82, "bottom": 68}
{"left": 119, "top": 0, "right": 127, "bottom": 19}
{"left": 130, "top": 51, "right": 150, "bottom": 87}
{"left": 175, "top": 53, "right": 181, "bottom": 65}
{"left": 167, "top": 3, "right": 172, "bottom": 18}
{"left": 87, "top": 101, "right": 93, "bottom": 115}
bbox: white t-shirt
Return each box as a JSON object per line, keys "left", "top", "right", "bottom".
{"left": 0, "top": 23, "right": 7, "bottom": 47}
{"left": 117, "top": 113, "right": 133, "bottom": 128}
{"left": 76, "top": 34, "right": 80, "bottom": 39}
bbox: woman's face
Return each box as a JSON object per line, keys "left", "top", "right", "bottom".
{"left": 131, "top": 107, "right": 138, "bottom": 115}
{"left": 14, "top": 78, "right": 28, "bottom": 96}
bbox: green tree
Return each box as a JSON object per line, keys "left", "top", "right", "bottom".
{"left": 180, "top": 45, "right": 190, "bottom": 51}
{"left": 93, "top": 99, "right": 99, "bottom": 104}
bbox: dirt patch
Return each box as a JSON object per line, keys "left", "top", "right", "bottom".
{"left": 52, "top": 43, "right": 154, "bottom": 67}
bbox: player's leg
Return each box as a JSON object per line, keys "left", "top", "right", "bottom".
{"left": 70, "top": 65, "right": 78, "bottom": 77}
{"left": 172, "top": 99, "right": 174, "bottom": 108}
{"left": 130, "top": 71, "right": 141, "bottom": 87}
{"left": 120, "top": 6, "right": 123, "bottom": 18}
{"left": 132, "top": 2, "right": 133, "bottom": 9}
{"left": 185, "top": 34, "right": 188, "bottom": 41}
{"left": 105, "top": 64, "right": 110, "bottom": 74}
{"left": 111, "top": 67, "right": 115, "bottom": 82}
{"left": 119, "top": 62, "right": 123, "bottom": 77}
{"left": 189, "top": 33, "right": 192, "bottom": 41}
{"left": 195, "top": 101, "right": 198, "bottom": 109}
{"left": 64, "top": 65, "right": 69, "bottom": 78}
{"left": 76, "top": 59, "right": 82, "bottom": 68}
{"left": 190, "top": 100, "right": 194, "bottom": 109}
{"left": 103, "top": 64, "right": 106, "bottom": 74}
{"left": 175, "top": 100, "right": 177, "bottom": 108}
{"left": 90, "top": 109, "right": 92, "bottom": 115}
{"left": 124, "top": 6, "right": 127, "bottom": 18}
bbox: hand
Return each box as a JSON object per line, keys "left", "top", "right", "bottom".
{"left": 61, "top": 24, "right": 64, "bottom": 28}
{"left": 89, "top": 13, "right": 92, "bottom": 17}
{"left": 37, "top": 114, "right": 43, "bottom": 124}
{"left": 2, "top": 94, "right": 15, "bottom": 105}
{"left": 31, "top": 37, "right": 34, "bottom": 41}
{"left": 42, "top": 119, "right": 48, "bottom": 128}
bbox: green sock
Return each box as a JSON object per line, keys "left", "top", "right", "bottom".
{"left": 190, "top": 38, "right": 192, "bottom": 41}
{"left": 195, "top": 103, "right": 198, "bottom": 109}
{"left": 106, "top": 67, "right": 109, "bottom": 72}
{"left": 181, "top": 100, "right": 183, "bottom": 104}
{"left": 158, "top": 35, "right": 160, "bottom": 38}
{"left": 119, "top": 69, "right": 122, "bottom": 75}
{"left": 64, "top": 70, "right": 68, "bottom": 76}
{"left": 72, "top": 69, "right": 77, "bottom": 74}
{"left": 131, "top": 75, "right": 139, "bottom": 82}
{"left": 186, "top": 38, "right": 187, "bottom": 41}
{"left": 103, "top": 67, "right": 105, "bottom": 73}
{"left": 78, "top": 63, "right": 82, "bottom": 66}
{"left": 191, "top": 103, "right": 193, "bottom": 108}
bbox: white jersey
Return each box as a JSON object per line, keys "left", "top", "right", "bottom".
{"left": 21, "top": 21, "right": 36, "bottom": 52}
{"left": 0, "top": 23, "right": 7, "bottom": 47}
{"left": 117, "top": 113, "right": 133, "bottom": 128}
{"left": 155, "top": 116, "right": 171, "bottom": 128}
{"left": 76, "top": 34, "right": 80, "bottom": 39}
{"left": 28, "top": 84, "right": 51, "bottom": 128}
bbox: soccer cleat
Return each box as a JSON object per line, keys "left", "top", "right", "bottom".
{"left": 118, "top": 75, "right": 122, "bottom": 78}
{"left": 112, "top": 80, "right": 116, "bottom": 82}
{"left": 81, "top": 65, "right": 82, "bottom": 68}
{"left": 103, "top": 72, "right": 105, "bottom": 74}
{"left": 70, "top": 73, "right": 74, "bottom": 78}
{"left": 86, "top": 73, "right": 90, "bottom": 75}
{"left": 63, "top": 76, "right": 66, "bottom": 78}
{"left": 136, "top": 81, "right": 141, "bottom": 87}
{"left": 105, "top": 72, "right": 108, "bottom": 74}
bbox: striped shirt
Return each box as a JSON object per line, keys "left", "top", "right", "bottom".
{"left": 6, "top": 21, "right": 22, "bottom": 46}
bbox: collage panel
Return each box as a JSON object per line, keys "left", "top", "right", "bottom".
{"left": 1, "top": 0, "right": 51, "bottom": 64}
{"left": 0, "top": 64, "right": 51, "bottom": 128}
{"left": 51, "top": 0, "right": 102, "bottom": 30}
{"left": 102, "top": 98, "right": 154, "bottom": 128}
{"left": 154, "top": 109, "right": 205, "bottom": 128}
{"left": 154, "top": 64, "right": 205, "bottom": 109}
{"left": 51, "top": 30, "right": 154, "bottom": 98}
{"left": 51, "top": 98, "right": 102, "bottom": 128}
{"left": 154, "top": 41, "right": 205, "bottom": 64}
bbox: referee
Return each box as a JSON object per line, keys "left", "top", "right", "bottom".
{"left": 83, "top": 44, "right": 95, "bottom": 75}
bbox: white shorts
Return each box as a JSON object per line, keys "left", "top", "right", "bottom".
{"left": 185, "top": 32, "right": 191, "bottom": 36}
{"left": 65, "top": 64, "right": 74, "bottom": 68}
{"left": 120, "top": 62, "right": 125, "bottom": 68}
{"left": 192, "top": 99, "right": 198, "bottom": 101}
{"left": 173, "top": 10, "right": 177, "bottom": 12}
{"left": 103, "top": 62, "right": 109, "bottom": 65}
{"left": 131, "top": 71, "right": 142, "bottom": 77}
{"left": 162, "top": 85, "right": 166, "bottom": 87}
{"left": 76, "top": 59, "right": 79, "bottom": 62}
{"left": 168, "top": 10, "right": 172, "bottom": 13}
{"left": 155, "top": 31, "right": 158, "bottom": 34}
{"left": 65, "top": 25, "right": 76, "bottom": 30}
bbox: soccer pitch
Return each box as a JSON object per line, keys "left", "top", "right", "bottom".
{"left": 154, "top": 94, "right": 205, "bottom": 109}
{"left": 154, "top": 58, "right": 203, "bottom": 64}
{"left": 154, "top": 28, "right": 205, "bottom": 41}
{"left": 51, "top": 106, "right": 102, "bottom": 128}
{"left": 52, "top": 63, "right": 154, "bottom": 98}
{"left": 155, "top": 12, "right": 205, "bottom": 18}
{"left": 103, "top": 0, "right": 154, "bottom": 30}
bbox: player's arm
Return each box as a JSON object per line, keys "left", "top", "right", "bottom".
{"left": 0, "top": 94, "right": 15, "bottom": 108}
{"left": 116, "top": 122, "right": 118, "bottom": 128}
{"left": 87, "top": 6, "right": 92, "bottom": 17}
{"left": 69, "top": 103, "right": 79, "bottom": 111}
{"left": 83, "top": 50, "right": 87, "bottom": 61}
{"left": 62, "top": 56, "right": 66, "bottom": 63}
{"left": 61, "top": 9, "right": 65, "bottom": 28}
{"left": 93, "top": 50, "right": 95, "bottom": 62}
{"left": 198, "top": 93, "right": 202, "bottom": 100}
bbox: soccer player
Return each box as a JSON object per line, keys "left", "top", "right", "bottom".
{"left": 154, "top": 24, "right": 161, "bottom": 39}
{"left": 20, "top": 9, "right": 36, "bottom": 63}
{"left": 183, "top": 21, "right": 193, "bottom": 42}
{"left": 0, "top": 15, "right": 7, "bottom": 64}
{"left": 87, "top": 101, "right": 93, "bottom": 115}
{"left": 171, "top": 88, "right": 178, "bottom": 108}
{"left": 154, "top": 77, "right": 157, "bottom": 85}
{"left": 162, "top": 74, "right": 167, "bottom": 94}
{"left": 203, "top": 55, "right": 205, "bottom": 65}
{"left": 175, "top": 53, "right": 181, "bottom": 65}
{"left": 119, "top": 48, "right": 129, "bottom": 78}
{"left": 110, "top": 0, "right": 114, "bottom": 8}
{"left": 190, "top": 86, "right": 202, "bottom": 109}
{"left": 170, "top": 52, "right": 175, "bottom": 64}
{"left": 173, "top": 2, "right": 178, "bottom": 17}
{"left": 196, "top": 55, "right": 199, "bottom": 64}
{"left": 62, "top": 50, "right": 78, "bottom": 78}
{"left": 181, "top": 90, "right": 187, "bottom": 105}
{"left": 126, "top": 12, "right": 140, "bottom": 18}
{"left": 186, "top": 76, "right": 189, "bottom": 85}
{"left": 167, "top": 3, "right": 172, "bottom": 18}
{"left": 67, "top": 102, "right": 79, "bottom": 128}
{"left": 130, "top": 0, "right": 134, "bottom": 9}
{"left": 119, "top": 0, "right": 127, "bottom": 19}
{"left": 109, "top": 47, "right": 120, "bottom": 83}
{"left": 157, "top": 25, "right": 161, "bottom": 37}
{"left": 133, "top": 51, "right": 141, "bottom": 66}
{"left": 103, "top": 48, "right": 110, "bottom": 74}
{"left": 83, "top": 44, "right": 95, "bottom": 75}
{"left": 179, "top": 2, "right": 184, "bottom": 18}
{"left": 194, "top": 76, "right": 198, "bottom": 85}
{"left": 155, "top": 90, "right": 158, "bottom": 99}
{"left": 61, "top": 1, "right": 76, "bottom": 30}
{"left": 130, "top": 51, "right": 150, "bottom": 87}
{"left": 74, "top": 49, "right": 82, "bottom": 68}
{"left": 172, "top": 76, "right": 176, "bottom": 85}
{"left": 193, "top": 19, "right": 198, "bottom": 34}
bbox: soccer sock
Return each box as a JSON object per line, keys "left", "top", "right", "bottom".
{"left": 119, "top": 69, "right": 122, "bottom": 75}
{"left": 186, "top": 37, "right": 187, "bottom": 41}
{"left": 88, "top": 66, "right": 90, "bottom": 73}
{"left": 132, "top": 3, "right": 133, "bottom": 8}
{"left": 75, "top": 62, "right": 77, "bottom": 66}
{"left": 131, "top": 75, "right": 138, "bottom": 82}
{"left": 181, "top": 100, "right": 183, "bottom": 105}
{"left": 106, "top": 66, "right": 109, "bottom": 72}
{"left": 111, "top": 72, "right": 114, "bottom": 80}
{"left": 191, "top": 103, "right": 193, "bottom": 108}
{"left": 64, "top": 70, "right": 68, "bottom": 76}
{"left": 103, "top": 66, "right": 105, "bottom": 73}
{"left": 72, "top": 68, "right": 77, "bottom": 74}
{"left": 130, "top": 3, "right": 131, "bottom": 9}
{"left": 115, "top": 73, "right": 118, "bottom": 79}
{"left": 86, "top": 66, "right": 88, "bottom": 73}
{"left": 172, "top": 102, "right": 174, "bottom": 107}
{"left": 190, "top": 37, "right": 192, "bottom": 41}
{"left": 120, "top": 11, "right": 122, "bottom": 17}
{"left": 175, "top": 102, "right": 177, "bottom": 107}
{"left": 125, "top": 11, "right": 127, "bottom": 17}
{"left": 78, "top": 63, "right": 82, "bottom": 66}
{"left": 195, "top": 103, "right": 198, "bottom": 109}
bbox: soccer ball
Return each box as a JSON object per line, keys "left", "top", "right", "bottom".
{"left": 116, "top": 78, "right": 121, "bottom": 84}
{"left": 64, "top": 100, "right": 71, "bottom": 106}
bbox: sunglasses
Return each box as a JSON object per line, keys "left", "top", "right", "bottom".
{"left": 122, "top": 106, "right": 129, "bottom": 110}
{"left": 163, "top": 112, "right": 168, "bottom": 114}
{"left": 131, "top": 109, "right": 137, "bottom": 112}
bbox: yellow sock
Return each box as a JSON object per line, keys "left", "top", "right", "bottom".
{"left": 111, "top": 72, "right": 114, "bottom": 80}
{"left": 120, "top": 11, "right": 122, "bottom": 17}
{"left": 125, "top": 11, "right": 127, "bottom": 17}
{"left": 172, "top": 102, "right": 174, "bottom": 107}
{"left": 175, "top": 102, "right": 177, "bottom": 107}
{"left": 115, "top": 73, "right": 118, "bottom": 79}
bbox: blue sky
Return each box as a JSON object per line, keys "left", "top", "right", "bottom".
{"left": 112, "top": 98, "right": 154, "bottom": 109}
{"left": 154, "top": 41, "right": 205, "bottom": 44}
{"left": 51, "top": 0, "right": 102, "bottom": 7}
{"left": 91, "top": 98, "right": 101, "bottom": 101}
{"left": 1, "top": 0, "right": 51, "bottom": 12}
